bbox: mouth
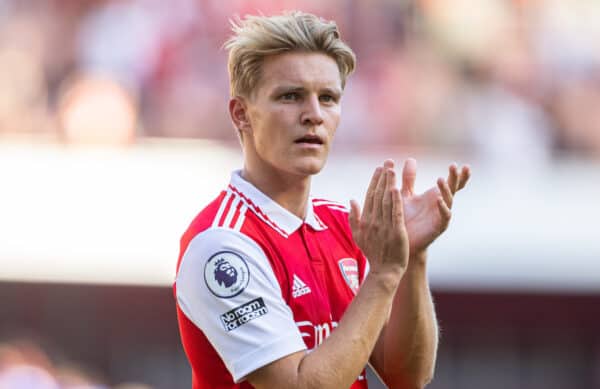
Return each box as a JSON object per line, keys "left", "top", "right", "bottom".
{"left": 294, "top": 134, "right": 324, "bottom": 145}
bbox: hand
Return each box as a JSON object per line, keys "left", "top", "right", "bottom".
{"left": 400, "top": 158, "right": 470, "bottom": 256}
{"left": 349, "top": 160, "right": 409, "bottom": 277}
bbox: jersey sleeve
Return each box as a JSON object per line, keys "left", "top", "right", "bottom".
{"left": 175, "top": 227, "right": 306, "bottom": 382}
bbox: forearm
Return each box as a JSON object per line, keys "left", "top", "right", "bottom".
{"left": 300, "top": 270, "right": 403, "bottom": 389}
{"left": 375, "top": 252, "right": 439, "bottom": 388}
{"left": 250, "top": 270, "right": 402, "bottom": 389}
{"left": 251, "top": 162, "right": 415, "bottom": 389}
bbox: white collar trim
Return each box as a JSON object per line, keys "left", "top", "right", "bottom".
{"left": 229, "top": 170, "right": 327, "bottom": 236}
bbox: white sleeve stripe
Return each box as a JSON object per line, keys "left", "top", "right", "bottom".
{"left": 312, "top": 200, "right": 344, "bottom": 207}
{"left": 222, "top": 196, "right": 241, "bottom": 228}
{"left": 233, "top": 204, "right": 247, "bottom": 231}
{"left": 325, "top": 205, "right": 349, "bottom": 213}
{"left": 212, "top": 190, "right": 232, "bottom": 227}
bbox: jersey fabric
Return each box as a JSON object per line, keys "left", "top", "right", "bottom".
{"left": 174, "top": 171, "right": 370, "bottom": 388}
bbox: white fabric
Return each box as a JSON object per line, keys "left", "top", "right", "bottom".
{"left": 176, "top": 227, "right": 306, "bottom": 382}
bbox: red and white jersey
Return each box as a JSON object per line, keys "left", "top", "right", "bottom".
{"left": 174, "top": 171, "right": 370, "bottom": 388}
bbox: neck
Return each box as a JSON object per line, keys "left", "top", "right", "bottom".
{"left": 241, "top": 166, "right": 311, "bottom": 220}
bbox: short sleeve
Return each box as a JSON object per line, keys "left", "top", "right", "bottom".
{"left": 175, "top": 227, "right": 306, "bottom": 382}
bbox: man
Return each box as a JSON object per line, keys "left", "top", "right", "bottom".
{"left": 174, "top": 11, "right": 470, "bottom": 389}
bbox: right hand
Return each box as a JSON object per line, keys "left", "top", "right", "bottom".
{"left": 349, "top": 159, "right": 409, "bottom": 279}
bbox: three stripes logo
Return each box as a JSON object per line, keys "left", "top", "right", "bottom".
{"left": 292, "top": 274, "right": 311, "bottom": 298}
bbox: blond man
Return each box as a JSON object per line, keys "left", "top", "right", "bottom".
{"left": 174, "top": 11, "right": 470, "bottom": 389}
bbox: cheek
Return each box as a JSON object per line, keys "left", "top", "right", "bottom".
{"left": 262, "top": 109, "right": 293, "bottom": 141}
{"left": 326, "top": 109, "right": 341, "bottom": 136}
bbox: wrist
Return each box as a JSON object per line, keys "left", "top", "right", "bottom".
{"left": 366, "top": 266, "right": 404, "bottom": 294}
{"left": 407, "top": 250, "right": 428, "bottom": 274}
{"left": 409, "top": 250, "right": 427, "bottom": 264}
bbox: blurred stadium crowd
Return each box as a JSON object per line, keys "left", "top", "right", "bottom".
{"left": 2, "top": 1, "right": 600, "bottom": 388}
{"left": 0, "top": 338, "right": 152, "bottom": 389}
{"left": 1, "top": 0, "right": 600, "bottom": 162}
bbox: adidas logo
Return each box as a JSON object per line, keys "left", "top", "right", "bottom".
{"left": 292, "top": 274, "right": 311, "bottom": 298}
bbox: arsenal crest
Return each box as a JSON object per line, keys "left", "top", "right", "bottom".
{"left": 338, "top": 258, "right": 359, "bottom": 295}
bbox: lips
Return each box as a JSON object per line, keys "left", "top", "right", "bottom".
{"left": 294, "top": 134, "right": 324, "bottom": 145}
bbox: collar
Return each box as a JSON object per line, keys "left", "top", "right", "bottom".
{"left": 229, "top": 170, "right": 327, "bottom": 237}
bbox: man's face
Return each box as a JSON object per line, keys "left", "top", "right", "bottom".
{"left": 240, "top": 52, "right": 342, "bottom": 178}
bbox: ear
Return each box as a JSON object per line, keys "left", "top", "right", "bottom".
{"left": 229, "top": 97, "right": 251, "bottom": 134}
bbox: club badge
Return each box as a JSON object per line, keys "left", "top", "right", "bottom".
{"left": 338, "top": 258, "right": 359, "bottom": 295}
{"left": 204, "top": 251, "right": 249, "bottom": 298}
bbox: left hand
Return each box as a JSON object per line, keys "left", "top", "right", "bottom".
{"left": 399, "top": 158, "right": 470, "bottom": 256}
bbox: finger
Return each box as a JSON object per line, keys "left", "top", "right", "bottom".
{"left": 363, "top": 166, "right": 383, "bottom": 218}
{"left": 391, "top": 187, "right": 405, "bottom": 228}
{"left": 386, "top": 161, "right": 398, "bottom": 224}
{"left": 437, "top": 177, "right": 453, "bottom": 209}
{"left": 401, "top": 158, "right": 417, "bottom": 196}
{"left": 387, "top": 160, "right": 398, "bottom": 189}
{"left": 349, "top": 199, "right": 362, "bottom": 242}
{"left": 373, "top": 168, "right": 389, "bottom": 222}
{"left": 447, "top": 163, "right": 459, "bottom": 194}
{"left": 382, "top": 168, "right": 396, "bottom": 224}
{"left": 436, "top": 196, "right": 452, "bottom": 232}
{"left": 456, "top": 165, "right": 471, "bottom": 191}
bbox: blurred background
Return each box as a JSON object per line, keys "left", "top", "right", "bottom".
{"left": 1, "top": 0, "right": 599, "bottom": 388}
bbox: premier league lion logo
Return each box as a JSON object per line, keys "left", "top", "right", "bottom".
{"left": 214, "top": 258, "right": 238, "bottom": 287}
{"left": 204, "top": 251, "right": 249, "bottom": 298}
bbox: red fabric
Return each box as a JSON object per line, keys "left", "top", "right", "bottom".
{"left": 174, "top": 190, "right": 369, "bottom": 389}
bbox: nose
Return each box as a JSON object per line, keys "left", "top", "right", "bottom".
{"left": 301, "top": 94, "right": 324, "bottom": 126}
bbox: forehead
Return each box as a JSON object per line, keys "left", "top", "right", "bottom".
{"left": 258, "top": 52, "right": 342, "bottom": 92}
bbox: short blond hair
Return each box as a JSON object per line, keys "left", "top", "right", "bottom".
{"left": 224, "top": 11, "right": 356, "bottom": 98}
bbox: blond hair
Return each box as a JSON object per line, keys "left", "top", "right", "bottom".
{"left": 224, "top": 11, "right": 356, "bottom": 98}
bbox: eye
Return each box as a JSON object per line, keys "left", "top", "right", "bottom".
{"left": 319, "top": 94, "right": 337, "bottom": 104}
{"left": 280, "top": 92, "right": 300, "bottom": 101}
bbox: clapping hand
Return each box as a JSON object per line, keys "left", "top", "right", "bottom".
{"left": 400, "top": 158, "right": 470, "bottom": 255}
{"left": 349, "top": 160, "right": 409, "bottom": 277}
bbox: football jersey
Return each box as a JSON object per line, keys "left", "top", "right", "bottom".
{"left": 175, "top": 171, "right": 370, "bottom": 388}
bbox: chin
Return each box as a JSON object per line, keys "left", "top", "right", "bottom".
{"left": 291, "top": 159, "right": 326, "bottom": 177}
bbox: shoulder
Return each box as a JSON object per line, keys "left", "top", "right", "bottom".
{"left": 179, "top": 227, "right": 268, "bottom": 279}
{"left": 181, "top": 191, "right": 227, "bottom": 247}
{"left": 311, "top": 198, "right": 350, "bottom": 229}
{"left": 183, "top": 228, "right": 265, "bottom": 266}
{"left": 181, "top": 188, "right": 254, "bottom": 254}
{"left": 311, "top": 198, "right": 349, "bottom": 215}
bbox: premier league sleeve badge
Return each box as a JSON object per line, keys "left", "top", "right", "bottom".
{"left": 204, "top": 251, "right": 250, "bottom": 298}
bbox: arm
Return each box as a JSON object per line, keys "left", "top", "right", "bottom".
{"left": 371, "top": 159, "right": 470, "bottom": 388}
{"left": 249, "top": 165, "right": 410, "bottom": 389}
{"left": 371, "top": 252, "right": 438, "bottom": 389}
{"left": 249, "top": 270, "right": 402, "bottom": 389}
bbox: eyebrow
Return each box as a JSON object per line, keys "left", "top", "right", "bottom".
{"left": 321, "top": 87, "right": 342, "bottom": 98}
{"left": 272, "top": 85, "right": 342, "bottom": 97}
{"left": 272, "top": 86, "right": 305, "bottom": 95}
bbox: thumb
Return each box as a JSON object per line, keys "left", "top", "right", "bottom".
{"left": 401, "top": 158, "right": 417, "bottom": 196}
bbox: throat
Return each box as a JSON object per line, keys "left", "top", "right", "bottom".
{"left": 241, "top": 168, "right": 311, "bottom": 219}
